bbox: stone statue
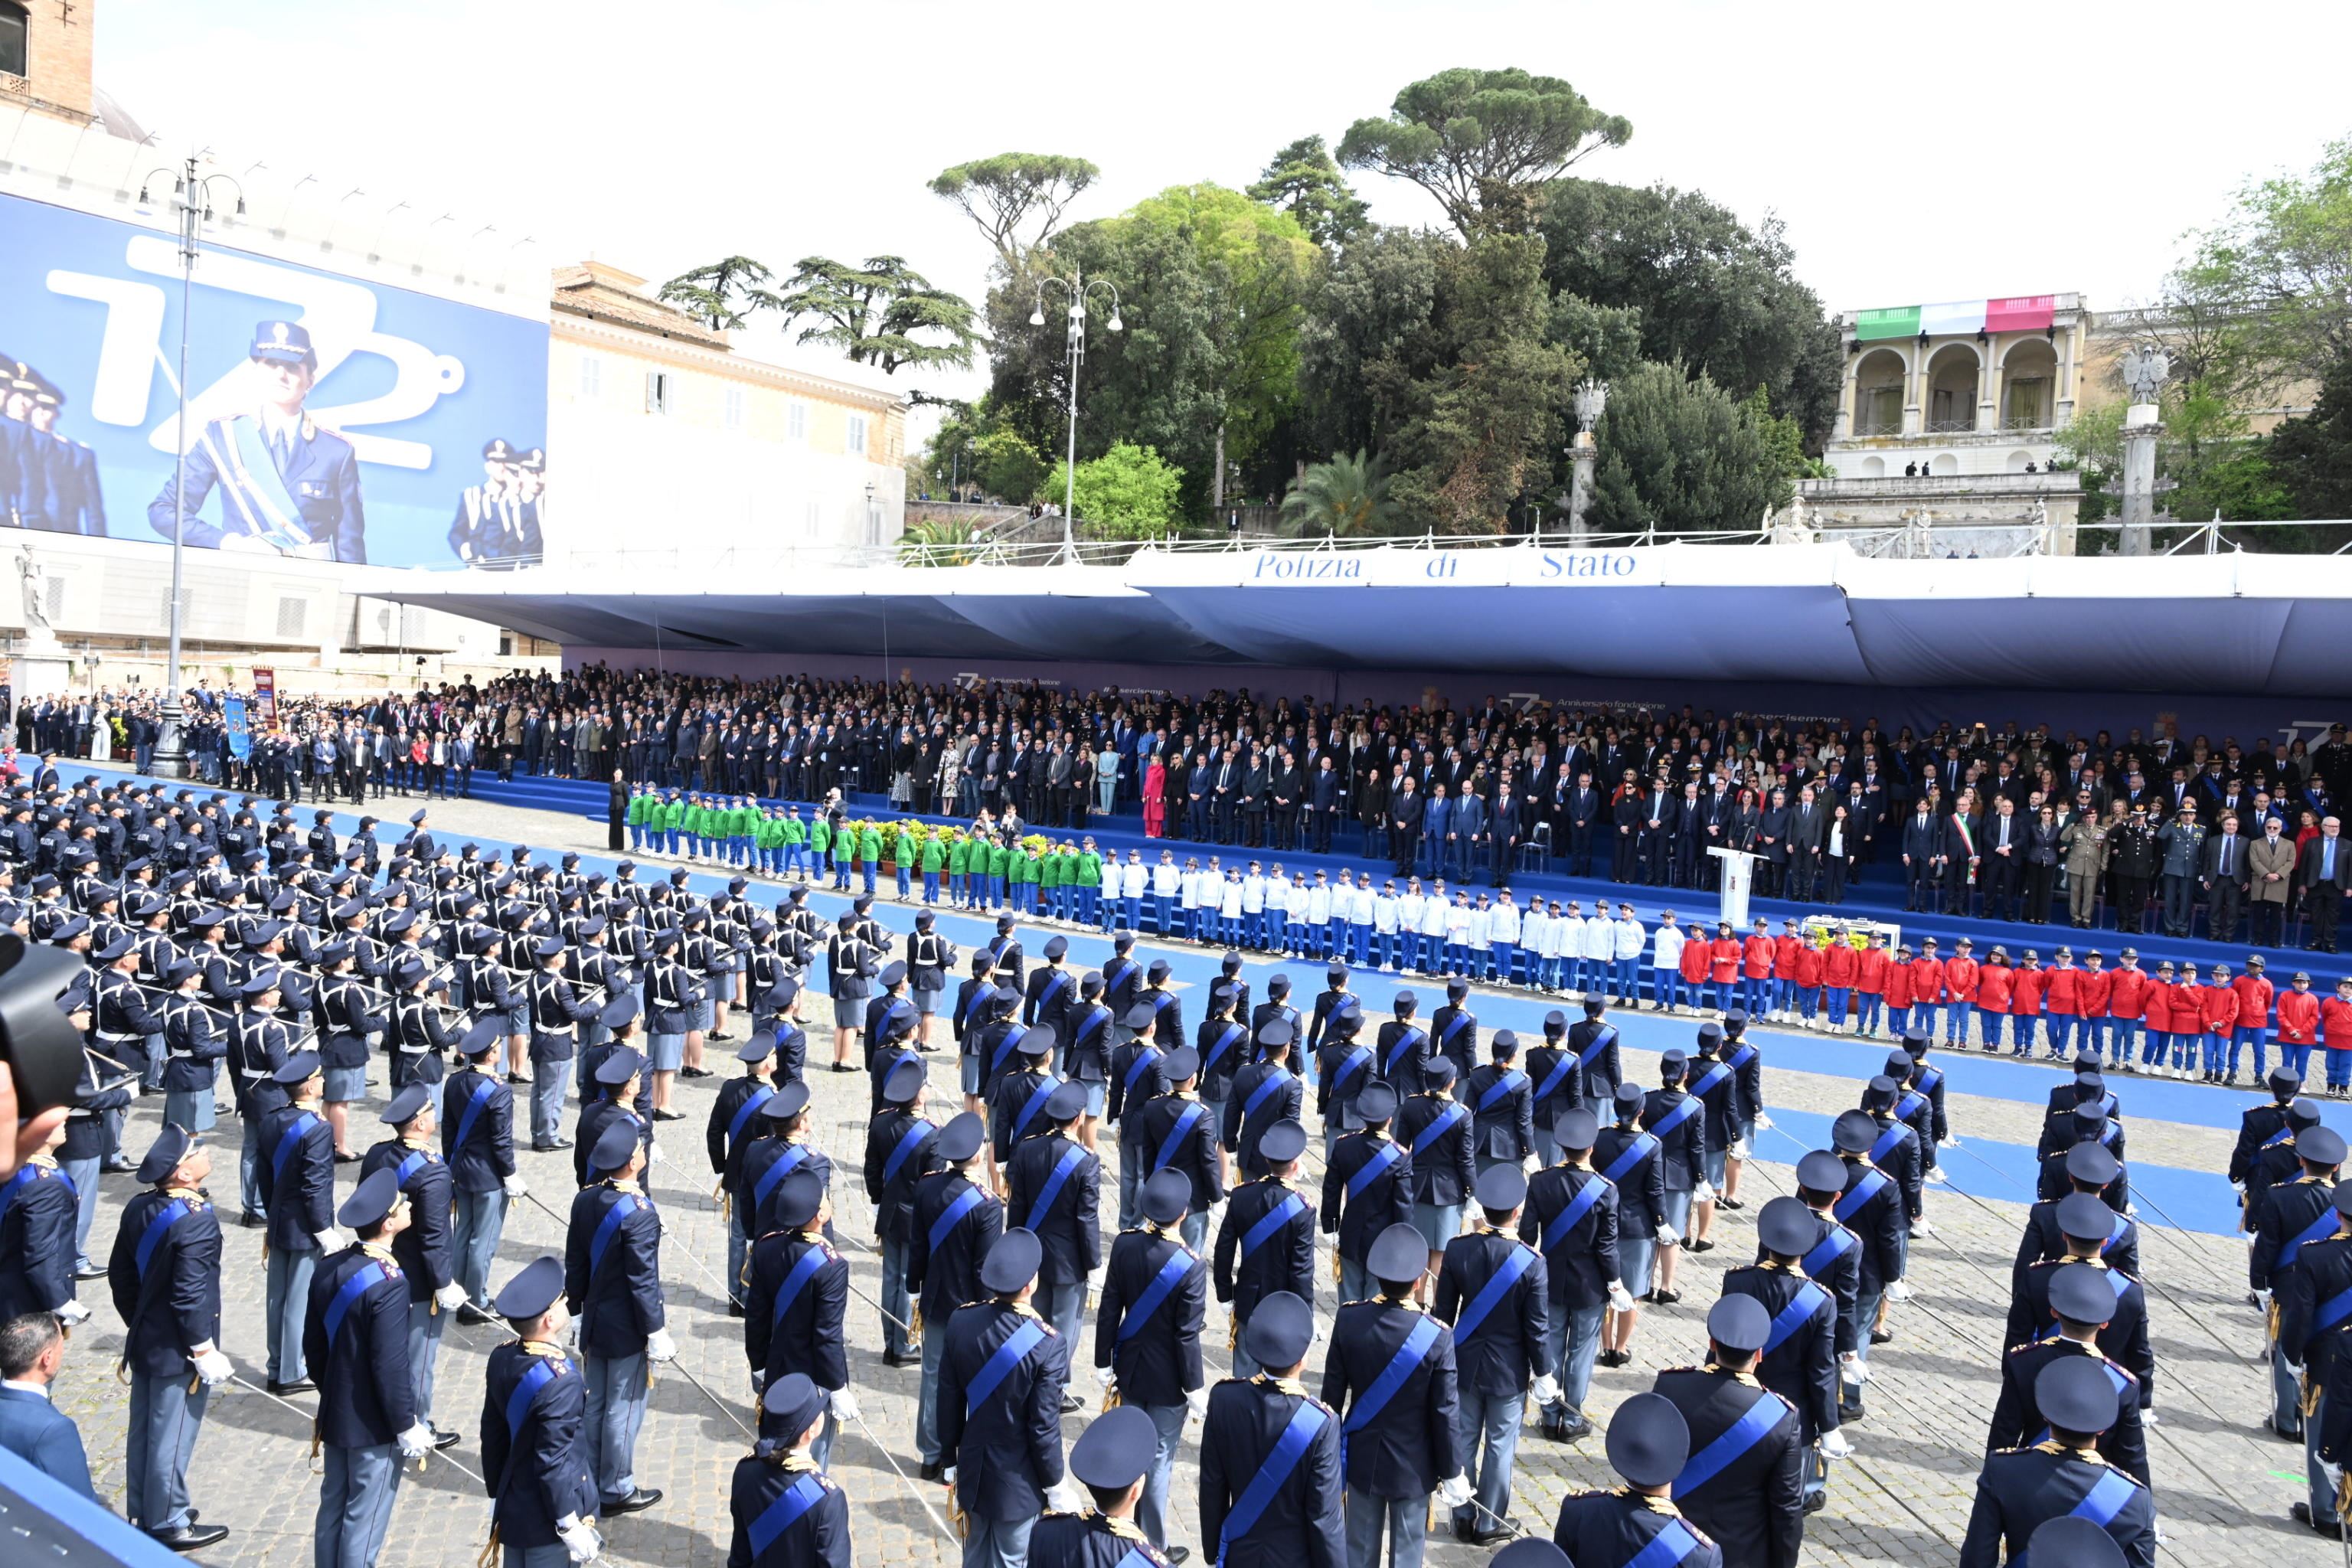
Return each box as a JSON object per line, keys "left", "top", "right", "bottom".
{"left": 2119, "top": 344, "right": 2170, "bottom": 404}
{"left": 16, "top": 545, "right": 49, "bottom": 632}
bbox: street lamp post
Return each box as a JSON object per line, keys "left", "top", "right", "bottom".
{"left": 1029, "top": 269, "right": 1122, "bottom": 560}
{"left": 138, "top": 155, "right": 243, "bottom": 778}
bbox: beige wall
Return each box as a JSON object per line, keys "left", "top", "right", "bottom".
{"left": 3, "top": 0, "right": 95, "bottom": 124}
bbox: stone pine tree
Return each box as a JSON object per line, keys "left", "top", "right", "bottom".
{"left": 1338, "top": 67, "right": 1631, "bottom": 237}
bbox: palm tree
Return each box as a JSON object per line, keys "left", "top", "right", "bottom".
{"left": 897, "top": 517, "right": 986, "bottom": 566}
{"left": 1280, "top": 449, "right": 1396, "bottom": 537}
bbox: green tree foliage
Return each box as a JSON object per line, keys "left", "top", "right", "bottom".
{"left": 2268, "top": 353, "right": 2352, "bottom": 528}
{"left": 928, "top": 153, "right": 1101, "bottom": 276}
{"left": 916, "top": 400, "right": 1050, "bottom": 503}
{"left": 897, "top": 517, "right": 987, "bottom": 565}
{"left": 1539, "top": 180, "right": 1842, "bottom": 446}
{"left": 1045, "top": 443, "right": 1185, "bottom": 541}
{"left": 1279, "top": 450, "right": 1395, "bottom": 536}
{"left": 772, "top": 256, "right": 980, "bottom": 374}
{"left": 2184, "top": 136, "right": 2352, "bottom": 385}
{"left": 655, "top": 256, "right": 779, "bottom": 331}
{"left": 1248, "top": 136, "right": 1370, "bottom": 250}
{"left": 1338, "top": 68, "right": 1630, "bottom": 237}
{"left": 1296, "top": 226, "right": 1447, "bottom": 462}
{"left": 1584, "top": 361, "right": 1794, "bottom": 534}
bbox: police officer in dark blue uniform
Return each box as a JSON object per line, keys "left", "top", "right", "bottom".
{"left": 2277, "top": 1181, "right": 2352, "bottom": 1536}
{"left": 1722, "top": 1197, "right": 1841, "bottom": 1516}
{"left": 1552, "top": 1391, "right": 1723, "bottom": 1566}
{"left": 305, "top": 1168, "right": 433, "bottom": 1568}
{"left": 990, "top": 1026, "right": 1061, "bottom": 1171}
{"left": 1432, "top": 980, "right": 1478, "bottom": 1085}
{"left": 743, "top": 1081, "right": 833, "bottom": 1237}
{"left": 444, "top": 1018, "right": 525, "bottom": 1322}
{"left": 106, "top": 1124, "right": 231, "bottom": 1551}
{"left": 864, "top": 1057, "right": 939, "bottom": 1367}
{"left": 2256, "top": 1123, "right": 2344, "bottom": 1445}
{"left": 744, "top": 1170, "right": 851, "bottom": 1468}
{"left": 1099, "top": 1168, "right": 1210, "bottom": 1556}
{"left": 1216, "top": 1118, "right": 1316, "bottom": 1381}
{"left": 1986, "top": 1260, "right": 2151, "bottom": 1489}
{"left": 1828, "top": 1109, "right": 1908, "bottom": 1422}
{"left": 1522, "top": 1106, "right": 1619, "bottom": 1441}
{"left": 1033, "top": 1405, "right": 1172, "bottom": 1568}
{"left": 260, "top": 1047, "right": 335, "bottom": 1393}
{"left": 1462, "top": 1029, "right": 1535, "bottom": 1183}
{"left": 1375, "top": 991, "right": 1430, "bottom": 1099}
{"left": 0, "top": 1115, "right": 78, "bottom": 1324}
{"left": 1200, "top": 1289, "right": 1344, "bottom": 1568}
{"left": 941, "top": 1227, "right": 1072, "bottom": 1568}
{"left": 1225, "top": 1021, "right": 1305, "bottom": 1181}
{"left": 1323, "top": 1082, "right": 1413, "bottom": 1306}
{"left": 1959, "top": 1357, "right": 2155, "bottom": 1566}
{"left": 2013, "top": 1144, "right": 2139, "bottom": 1284}
{"left": 1138, "top": 1046, "right": 1223, "bottom": 1253}
{"left": 358, "top": 1083, "right": 466, "bottom": 1447}
{"left": 709, "top": 1030, "right": 780, "bottom": 1315}
{"left": 2003, "top": 1194, "right": 2155, "bottom": 1411}
{"left": 1436, "top": 1163, "right": 1550, "bottom": 1541}
{"left": 563, "top": 1119, "right": 674, "bottom": 1517}
{"left": 1324, "top": 1222, "right": 1468, "bottom": 1568}
{"left": 1008, "top": 1079, "right": 1101, "bottom": 1359}
{"left": 729, "top": 1373, "right": 853, "bottom": 1568}
{"left": 1649, "top": 1295, "right": 1804, "bottom": 1568}
{"left": 909, "top": 1111, "right": 1004, "bottom": 1481}
{"left": 1315, "top": 1001, "right": 1374, "bottom": 1161}
{"left": 479, "top": 1256, "right": 601, "bottom": 1568}
{"left": 1641, "top": 1050, "right": 1708, "bottom": 1308}
{"left": 1395, "top": 1056, "right": 1476, "bottom": 1293}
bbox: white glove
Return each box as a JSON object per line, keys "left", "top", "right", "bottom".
{"left": 2143, "top": 1407, "right": 2159, "bottom": 1426}
{"left": 2231, "top": 1178, "right": 2247, "bottom": 1196}
{"left": 1693, "top": 1181, "right": 1716, "bottom": 1204}
{"left": 504, "top": 1174, "right": 529, "bottom": 1198}
{"left": 1909, "top": 1218, "right": 1935, "bottom": 1238}
{"left": 1530, "top": 1374, "right": 1563, "bottom": 1407}
{"left": 829, "top": 1387, "right": 860, "bottom": 1423}
{"left": 1522, "top": 1152, "right": 1540, "bottom": 1174}
{"left": 435, "top": 1282, "right": 468, "bottom": 1312}
{"left": 1186, "top": 1387, "right": 1208, "bottom": 1422}
{"left": 191, "top": 1346, "right": 234, "bottom": 1385}
{"left": 1730, "top": 1138, "right": 1751, "bottom": 1161}
{"left": 555, "top": 1515, "right": 603, "bottom": 1564}
{"left": 1754, "top": 1114, "right": 1774, "bottom": 1131}
{"left": 397, "top": 1421, "right": 435, "bottom": 1460}
{"left": 751, "top": 1369, "right": 768, "bottom": 1399}
{"left": 312, "top": 1229, "right": 345, "bottom": 1254}
{"left": 2323, "top": 1460, "right": 2343, "bottom": 1495}
{"left": 1435, "top": 1472, "right": 1475, "bottom": 1510}
{"left": 1925, "top": 1166, "right": 1949, "bottom": 1185}
{"left": 1656, "top": 1223, "right": 1680, "bottom": 1245}
{"left": 54, "top": 1299, "right": 89, "bottom": 1327}
{"left": 1840, "top": 1351, "right": 1870, "bottom": 1385}
{"left": 943, "top": 1465, "right": 959, "bottom": 1488}
{"left": 2289, "top": 1363, "right": 2308, "bottom": 1381}
{"left": 1086, "top": 1267, "right": 1104, "bottom": 1309}
{"left": 645, "top": 1328, "right": 678, "bottom": 1363}
{"left": 1819, "top": 1429, "right": 1854, "bottom": 1459}
{"left": 1607, "top": 1282, "right": 1637, "bottom": 1313}
{"left": 2256, "top": 1287, "right": 2275, "bottom": 1310}
{"left": 1942, "top": 1135, "right": 1961, "bottom": 1148}
{"left": 1091, "top": 1362, "right": 1114, "bottom": 1390}
{"left": 1885, "top": 1280, "right": 1913, "bottom": 1303}
{"left": 1044, "top": 1478, "right": 1081, "bottom": 1514}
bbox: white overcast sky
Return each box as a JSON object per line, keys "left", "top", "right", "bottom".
{"left": 102, "top": 0, "right": 2352, "bottom": 438}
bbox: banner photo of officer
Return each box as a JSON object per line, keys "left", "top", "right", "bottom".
{"left": 0, "top": 188, "right": 547, "bottom": 566}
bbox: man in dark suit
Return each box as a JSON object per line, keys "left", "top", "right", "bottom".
{"left": 0, "top": 1312, "right": 96, "bottom": 1501}
{"left": 2301, "top": 817, "right": 2346, "bottom": 953}
{"left": 1564, "top": 773, "right": 1601, "bottom": 877}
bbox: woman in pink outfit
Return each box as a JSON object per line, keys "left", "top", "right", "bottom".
{"left": 1143, "top": 755, "right": 1167, "bottom": 838}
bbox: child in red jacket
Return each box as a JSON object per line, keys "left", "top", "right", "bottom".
{"left": 2320, "top": 976, "right": 2352, "bottom": 1096}
{"left": 2277, "top": 970, "right": 2321, "bottom": 1085}
{"left": 1788, "top": 936, "right": 1826, "bottom": 1025}
{"left": 2231, "top": 958, "right": 2276, "bottom": 1083}
{"left": 2147, "top": 961, "right": 2189, "bottom": 1076}
{"left": 2008, "top": 952, "right": 2047, "bottom": 1058}
{"left": 2199, "top": 963, "right": 2242, "bottom": 1083}
{"left": 1854, "top": 933, "right": 1891, "bottom": 1037}
{"left": 1974, "top": 949, "right": 2015, "bottom": 1054}
{"left": 1884, "top": 946, "right": 1917, "bottom": 1038}
{"left": 1822, "top": 936, "right": 1860, "bottom": 1033}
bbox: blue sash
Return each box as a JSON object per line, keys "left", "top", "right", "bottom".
{"left": 2281, "top": 1203, "right": 2339, "bottom": 1271}
{"left": 1687, "top": 1061, "right": 1732, "bottom": 1101}
{"left": 1411, "top": 1101, "right": 1468, "bottom": 1157}
{"left": 1025, "top": 1144, "right": 1089, "bottom": 1230}
{"left": 1385, "top": 1027, "right": 1428, "bottom": 1077}
{"left": 1215, "top": 1400, "right": 1328, "bottom": 1566}
{"left": 1340, "top": 1315, "right": 1440, "bottom": 1465}
{"left": 1622, "top": 1519, "right": 1703, "bottom": 1568}
{"left": 1154, "top": 1102, "right": 1208, "bottom": 1173}
{"left": 926, "top": 1184, "right": 984, "bottom": 1255}
{"left": 270, "top": 1110, "right": 321, "bottom": 1185}
{"left": 2068, "top": 1468, "right": 2139, "bottom": 1528}
{"left": 990, "top": 1021, "right": 1031, "bottom": 1073}
{"left": 1476, "top": 1070, "right": 1529, "bottom": 1113}
{"left": 1203, "top": 1023, "right": 1246, "bottom": 1078}
{"left": 1451, "top": 1244, "right": 1536, "bottom": 1343}
{"left": 2100, "top": 1210, "right": 2128, "bottom": 1256}
{"left": 1673, "top": 1392, "right": 1786, "bottom": 1495}
{"left": 1543, "top": 1176, "right": 1610, "bottom": 1254}
{"left": 1073, "top": 1007, "right": 1110, "bottom": 1056}
{"left": 1602, "top": 1132, "right": 1659, "bottom": 1184}
{"left": 1762, "top": 1282, "right": 1829, "bottom": 1354}
{"left": 1867, "top": 1122, "right": 1909, "bottom": 1165}
{"left": 969, "top": 1316, "right": 1054, "bottom": 1419}
{"left": 746, "top": 1472, "right": 828, "bottom": 1557}
{"left": 769, "top": 1243, "right": 830, "bottom": 1325}
{"left": 1116, "top": 1246, "right": 1197, "bottom": 1341}
{"left": 1648, "top": 1093, "right": 1701, "bottom": 1141}
{"left": 1833, "top": 1168, "right": 1890, "bottom": 1224}
{"left": 322, "top": 1259, "right": 389, "bottom": 1344}
{"left": 962, "top": 987, "right": 991, "bottom": 1028}
{"left": 1239, "top": 1192, "right": 1307, "bottom": 1260}
{"left": 752, "top": 1144, "right": 812, "bottom": 1214}
{"left": 1574, "top": 1024, "right": 1619, "bottom": 1070}
{"left": 1724, "top": 1042, "right": 1758, "bottom": 1074}
{"left": 2264, "top": 1123, "right": 2296, "bottom": 1150}
{"left": 132, "top": 1198, "right": 194, "bottom": 1276}
{"left": 394, "top": 1149, "right": 432, "bottom": 1187}
{"left": 1123, "top": 1045, "right": 1164, "bottom": 1097}
{"left": 587, "top": 1194, "right": 644, "bottom": 1276}
{"left": 1011, "top": 1075, "right": 1060, "bottom": 1141}
{"left": 2315, "top": 1284, "right": 2352, "bottom": 1332}
{"left": 881, "top": 1119, "right": 935, "bottom": 1187}
{"left": 1530, "top": 1051, "right": 1578, "bottom": 1108}
{"left": 728, "top": 1086, "right": 776, "bottom": 1148}
{"left": 1439, "top": 1013, "right": 1472, "bottom": 1050}
{"left": 1802, "top": 1224, "right": 1857, "bottom": 1279}
{"left": 1346, "top": 1140, "right": 1405, "bottom": 1200}
{"left": 0, "top": 1166, "right": 43, "bottom": 1226}
{"left": 503, "top": 1357, "right": 561, "bottom": 1440}
{"left": 1241, "top": 1069, "right": 1295, "bottom": 1125}
{"left": 1330, "top": 1046, "right": 1372, "bottom": 1100}
{"left": 451, "top": 1074, "right": 498, "bottom": 1155}
{"left": 1893, "top": 1089, "right": 1928, "bottom": 1125}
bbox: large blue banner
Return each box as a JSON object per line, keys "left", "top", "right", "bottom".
{"left": 0, "top": 189, "right": 549, "bottom": 567}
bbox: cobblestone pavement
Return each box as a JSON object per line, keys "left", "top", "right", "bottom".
{"left": 47, "top": 780, "right": 2340, "bottom": 1566}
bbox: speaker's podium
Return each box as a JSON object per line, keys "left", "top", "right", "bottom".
{"left": 1707, "top": 848, "right": 1762, "bottom": 929}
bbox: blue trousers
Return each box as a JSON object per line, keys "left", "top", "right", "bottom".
{"left": 2275, "top": 1344, "right": 2305, "bottom": 1436}
{"left": 2311, "top": 1390, "right": 2341, "bottom": 1527}
{"left": 1135, "top": 1400, "right": 1187, "bottom": 1547}
{"left": 1455, "top": 1387, "right": 1523, "bottom": 1532}
{"left": 239, "top": 1115, "right": 269, "bottom": 1217}
{"left": 316, "top": 1442, "right": 402, "bottom": 1568}
{"left": 531, "top": 1066, "right": 568, "bottom": 1145}
{"left": 582, "top": 1351, "right": 649, "bottom": 1501}
{"left": 1547, "top": 1302, "right": 1605, "bottom": 1415}
{"left": 507, "top": 1544, "right": 570, "bottom": 1568}
{"left": 60, "top": 1152, "right": 99, "bottom": 1266}
{"left": 1857, "top": 993, "right": 1883, "bottom": 1034}
{"left": 917, "top": 1317, "right": 949, "bottom": 1465}
{"left": 880, "top": 1234, "right": 914, "bottom": 1359}
{"left": 266, "top": 1244, "right": 317, "bottom": 1383}
{"left": 1345, "top": 1485, "right": 1428, "bottom": 1568}
{"left": 408, "top": 1296, "right": 449, "bottom": 1423}
{"left": 452, "top": 1187, "right": 508, "bottom": 1308}
{"left": 126, "top": 1370, "right": 207, "bottom": 1530}
{"left": 2232, "top": 1027, "right": 2272, "bottom": 1079}
{"left": 1037, "top": 1276, "right": 1084, "bottom": 1350}
{"left": 1842, "top": 1285, "right": 1886, "bottom": 1401}
{"left": 963, "top": 1515, "right": 1037, "bottom": 1568}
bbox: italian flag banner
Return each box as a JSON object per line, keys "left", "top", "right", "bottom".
{"left": 1855, "top": 296, "right": 2055, "bottom": 341}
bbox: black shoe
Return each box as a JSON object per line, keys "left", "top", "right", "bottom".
{"left": 1454, "top": 1521, "right": 1478, "bottom": 1544}
{"left": 1061, "top": 1393, "right": 1086, "bottom": 1414}
{"left": 727, "top": 1298, "right": 746, "bottom": 1318}
{"left": 2267, "top": 1415, "right": 2305, "bottom": 1442}
{"left": 102, "top": 1158, "right": 136, "bottom": 1174}
{"left": 1687, "top": 1239, "right": 1715, "bottom": 1254}
{"left": 240, "top": 1211, "right": 264, "bottom": 1228}
{"left": 831, "top": 1063, "right": 855, "bottom": 1074}
{"left": 1651, "top": 1289, "right": 1680, "bottom": 1306}
{"left": 432, "top": 1426, "right": 462, "bottom": 1450}
{"left": 72, "top": 1262, "right": 107, "bottom": 1280}
{"left": 601, "top": 1488, "right": 662, "bottom": 1516}
{"left": 919, "top": 1462, "right": 943, "bottom": 1482}
{"left": 651, "top": 1109, "right": 687, "bottom": 1122}
{"left": 1164, "top": 1550, "right": 1191, "bottom": 1566}
{"left": 542, "top": 1138, "right": 575, "bottom": 1151}
{"left": 332, "top": 1151, "right": 361, "bottom": 1165}
{"left": 146, "top": 1524, "right": 230, "bottom": 1552}
{"left": 1802, "top": 1491, "right": 1828, "bottom": 1515}
{"left": 1717, "top": 1197, "right": 1744, "bottom": 1212}
{"left": 456, "top": 1302, "right": 493, "bottom": 1325}
{"left": 1839, "top": 1400, "right": 1865, "bottom": 1422}
{"left": 2294, "top": 1501, "right": 2347, "bottom": 1538}
{"left": 680, "top": 1066, "right": 714, "bottom": 1078}
{"left": 266, "top": 1378, "right": 315, "bottom": 1396}
{"left": 1471, "top": 1523, "right": 1517, "bottom": 1546}
{"left": 1870, "top": 1328, "right": 1893, "bottom": 1345}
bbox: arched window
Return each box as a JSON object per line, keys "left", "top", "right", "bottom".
{"left": 0, "top": 3, "right": 27, "bottom": 80}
